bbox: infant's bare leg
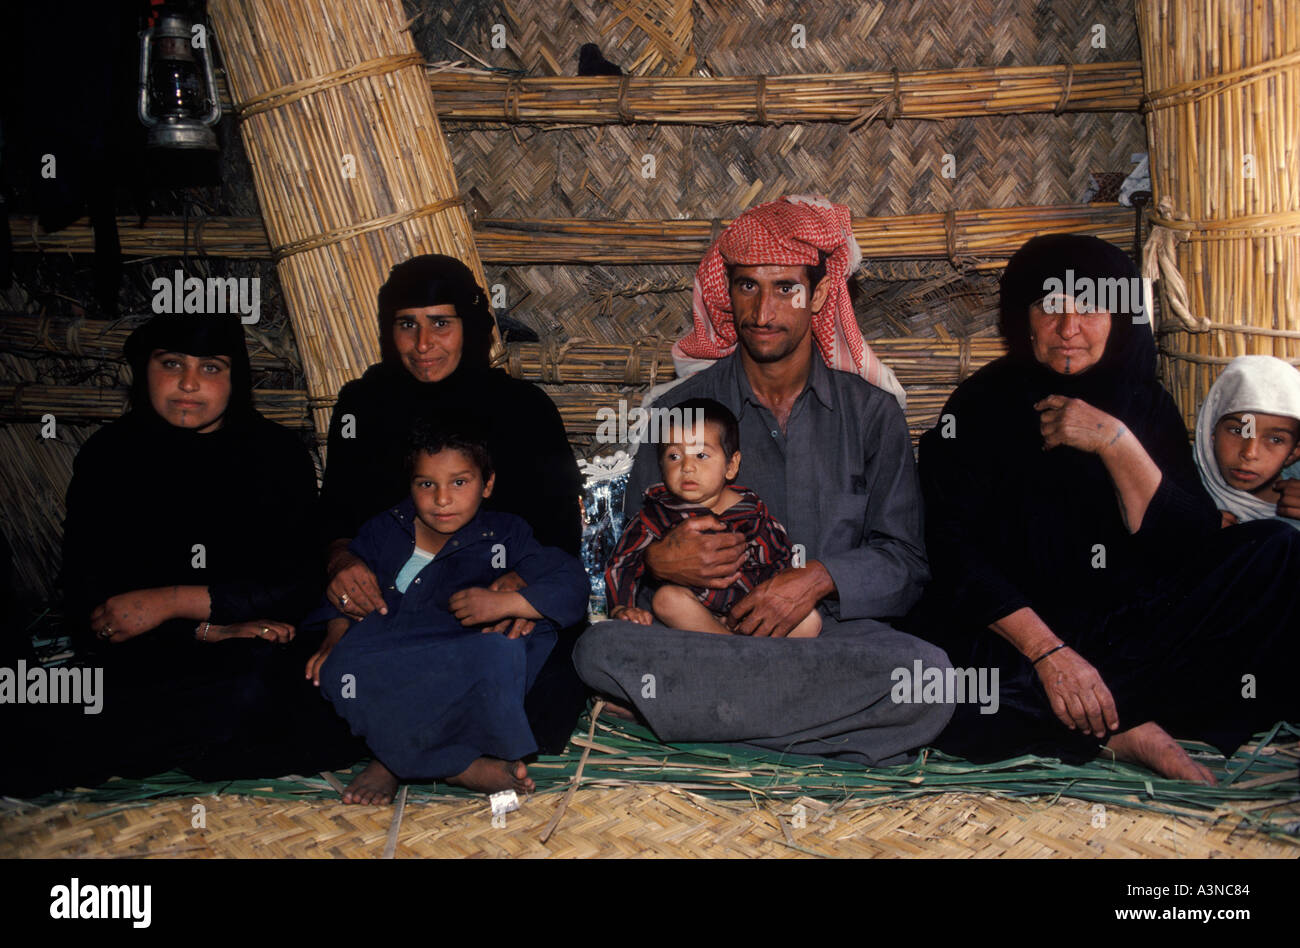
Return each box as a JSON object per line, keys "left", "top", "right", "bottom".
{"left": 787, "top": 609, "right": 822, "bottom": 638}
{"left": 651, "top": 584, "right": 732, "bottom": 634}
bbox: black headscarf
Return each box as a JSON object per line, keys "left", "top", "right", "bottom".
{"left": 320, "top": 254, "right": 582, "bottom": 555}
{"left": 997, "top": 233, "right": 1157, "bottom": 420}
{"left": 123, "top": 313, "right": 254, "bottom": 426}
{"left": 376, "top": 254, "right": 494, "bottom": 373}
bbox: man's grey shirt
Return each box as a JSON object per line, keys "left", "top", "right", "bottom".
{"left": 624, "top": 351, "right": 929, "bottom": 621}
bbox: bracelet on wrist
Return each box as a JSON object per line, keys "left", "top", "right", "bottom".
{"left": 1031, "top": 642, "right": 1068, "bottom": 665}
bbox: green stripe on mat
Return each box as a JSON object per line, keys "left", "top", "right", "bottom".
{"left": 13, "top": 713, "right": 1300, "bottom": 842}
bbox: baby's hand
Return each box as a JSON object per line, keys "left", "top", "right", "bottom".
{"left": 610, "top": 605, "right": 654, "bottom": 625}
{"left": 1272, "top": 479, "right": 1300, "bottom": 520}
{"left": 449, "top": 587, "right": 510, "bottom": 626}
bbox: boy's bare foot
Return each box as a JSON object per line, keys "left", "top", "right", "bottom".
{"left": 1104, "top": 721, "right": 1217, "bottom": 785}
{"left": 342, "top": 759, "right": 400, "bottom": 804}
{"left": 447, "top": 756, "right": 534, "bottom": 794}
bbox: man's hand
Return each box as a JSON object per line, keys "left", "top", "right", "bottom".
{"left": 643, "top": 516, "right": 747, "bottom": 589}
{"left": 1272, "top": 478, "right": 1300, "bottom": 520}
{"left": 91, "top": 588, "right": 179, "bottom": 643}
{"left": 484, "top": 571, "right": 536, "bottom": 639}
{"left": 609, "top": 604, "right": 654, "bottom": 625}
{"left": 326, "top": 547, "right": 386, "bottom": 620}
{"left": 1035, "top": 395, "right": 1124, "bottom": 455}
{"left": 727, "top": 561, "right": 834, "bottom": 638}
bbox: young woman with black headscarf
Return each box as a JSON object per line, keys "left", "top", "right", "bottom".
{"left": 317, "top": 255, "right": 587, "bottom": 799}
{"left": 913, "top": 234, "right": 1300, "bottom": 784}
{"left": 1, "top": 314, "right": 360, "bottom": 797}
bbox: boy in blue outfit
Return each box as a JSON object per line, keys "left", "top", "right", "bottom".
{"left": 304, "top": 424, "right": 589, "bottom": 804}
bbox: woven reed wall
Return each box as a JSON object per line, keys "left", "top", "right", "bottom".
{"left": 435, "top": 0, "right": 1147, "bottom": 349}
{"left": 2, "top": 0, "right": 1149, "bottom": 607}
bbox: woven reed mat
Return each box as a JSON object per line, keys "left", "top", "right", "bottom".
{"left": 2, "top": 787, "right": 1293, "bottom": 859}
{"left": 3, "top": 714, "right": 1297, "bottom": 858}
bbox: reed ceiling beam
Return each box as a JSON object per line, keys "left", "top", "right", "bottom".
{"left": 10, "top": 204, "right": 1134, "bottom": 268}
{"left": 214, "top": 62, "right": 1145, "bottom": 123}
{"left": 0, "top": 383, "right": 959, "bottom": 443}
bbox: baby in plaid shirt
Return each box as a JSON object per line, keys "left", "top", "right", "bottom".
{"left": 603, "top": 397, "right": 822, "bottom": 637}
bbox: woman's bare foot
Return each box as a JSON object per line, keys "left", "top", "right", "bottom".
{"left": 342, "top": 759, "right": 400, "bottom": 804}
{"left": 1104, "top": 721, "right": 1216, "bottom": 785}
{"left": 447, "top": 756, "right": 533, "bottom": 794}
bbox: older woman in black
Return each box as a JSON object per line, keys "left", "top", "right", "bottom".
{"left": 318, "top": 255, "right": 587, "bottom": 803}
{"left": 2, "top": 314, "right": 358, "bottom": 797}
{"left": 914, "top": 235, "right": 1300, "bottom": 783}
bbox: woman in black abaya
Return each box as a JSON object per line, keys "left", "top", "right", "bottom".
{"left": 3, "top": 314, "right": 359, "bottom": 797}
{"left": 914, "top": 234, "right": 1300, "bottom": 783}
{"left": 318, "top": 255, "right": 587, "bottom": 801}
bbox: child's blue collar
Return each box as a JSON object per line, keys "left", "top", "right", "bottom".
{"left": 387, "top": 497, "right": 496, "bottom": 548}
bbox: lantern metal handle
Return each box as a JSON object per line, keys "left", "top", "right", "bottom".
{"left": 137, "top": 25, "right": 158, "bottom": 129}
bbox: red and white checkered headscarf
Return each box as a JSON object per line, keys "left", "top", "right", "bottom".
{"left": 671, "top": 195, "right": 905, "bottom": 407}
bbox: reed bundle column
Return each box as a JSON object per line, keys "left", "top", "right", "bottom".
{"left": 1138, "top": 1, "right": 1300, "bottom": 427}
{"left": 210, "top": 0, "right": 489, "bottom": 437}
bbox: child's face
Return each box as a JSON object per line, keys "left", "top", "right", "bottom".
{"left": 410, "top": 448, "right": 494, "bottom": 535}
{"left": 1213, "top": 411, "right": 1300, "bottom": 497}
{"left": 659, "top": 422, "right": 741, "bottom": 506}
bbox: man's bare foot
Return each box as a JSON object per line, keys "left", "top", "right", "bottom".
{"left": 342, "top": 759, "right": 400, "bottom": 804}
{"left": 602, "top": 700, "right": 637, "bottom": 720}
{"left": 1104, "top": 721, "right": 1216, "bottom": 785}
{"left": 446, "top": 756, "right": 533, "bottom": 794}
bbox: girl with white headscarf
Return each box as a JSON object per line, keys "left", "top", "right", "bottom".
{"left": 1194, "top": 355, "right": 1300, "bottom": 529}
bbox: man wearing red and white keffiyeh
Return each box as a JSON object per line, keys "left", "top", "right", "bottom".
{"left": 671, "top": 194, "right": 906, "bottom": 408}
{"left": 573, "top": 194, "right": 948, "bottom": 767}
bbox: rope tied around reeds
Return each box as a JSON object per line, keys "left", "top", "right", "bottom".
{"left": 1053, "top": 63, "right": 1076, "bottom": 115}
{"left": 1142, "top": 48, "right": 1300, "bottom": 112}
{"left": 617, "top": 75, "right": 633, "bottom": 124}
{"left": 885, "top": 68, "right": 901, "bottom": 127}
{"left": 234, "top": 51, "right": 426, "bottom": 120}
{"left": 625, "top": 336, "right": 665, "bottom": 388}
{"left": 755, "top": 75, "right": 768, "bottom": 125}
{"left": 1148, "top": 209, "right": 1300, "bottom": 241}
{"left": 848, "top": 67, "right": 903, "bottom": 131}
{"left": 192, "top": 216, "right": 209, "bottom": 258}
{"left": 536, "top": 335, "right": 592, "bottom": 383}
{"left": 957, "top": 336, "right": 972, "bottom": 381}
{"left": 504, "top": 78, "right": 521, "bottom": 122}
{"left": 943, "top": 210, "right": 958, "bottom": 266}
{"left": 1142, "top": 196, "right": 1207, "bottom": 333}
{"left": 270, "top": 196, "right": 467, "bottom": 261}
{"left": 1144, "top": 198, "right": 1300, "bottom": 335}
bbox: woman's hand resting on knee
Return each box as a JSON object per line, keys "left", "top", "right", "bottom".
{"left": 196, "top": 620, "right": 295, "bottom": 644}
{"left": 1034, "top": 646, "right": 1120, "bottom": 739}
